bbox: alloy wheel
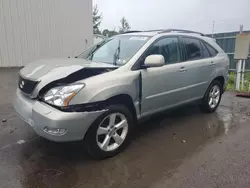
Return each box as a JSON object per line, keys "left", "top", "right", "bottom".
{"left": 96, "top": 113, "right": 129, "bottom": 152}
{"left": 208, "top": 85, "right": 221, "bottom": 109}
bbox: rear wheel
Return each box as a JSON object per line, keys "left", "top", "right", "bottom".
{"left": 84, "top": 105, "right": 133, "bottom": 159}
{"left": 200, "top": 80, "right": 222, "bottom": 113}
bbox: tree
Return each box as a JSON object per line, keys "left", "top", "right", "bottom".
{"left": 109, "top": 29, "right": 119, "bottom": 37}
{"left": 119, "top": 17, "right": 131, "bottom": 33}
{"left": 93, "top": 5, "right": 102, "bottom": 34}
{"left": 102, "top": 29, "right": 119, "bottom": 37}
{"left": 102, "top": 29, "right": 109, "bottom": 37}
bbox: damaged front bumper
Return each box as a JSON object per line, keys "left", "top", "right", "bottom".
{"left": 13, "top": 89, "right": 105, "bottom": 142}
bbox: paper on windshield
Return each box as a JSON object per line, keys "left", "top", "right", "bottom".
{"left": 129, "top": 36, "right": 148, "bottom": 41}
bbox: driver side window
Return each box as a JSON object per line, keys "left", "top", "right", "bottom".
{"left": 143, "top": 37, "right": 180, "bottom": 65}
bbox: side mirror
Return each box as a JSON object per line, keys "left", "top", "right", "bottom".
{"left": 143, "top": 55, "right": 165, "bottom": 68}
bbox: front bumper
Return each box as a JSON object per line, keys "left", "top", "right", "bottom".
{"left": 13, "top": 89, "right": 105, "bottom": 142}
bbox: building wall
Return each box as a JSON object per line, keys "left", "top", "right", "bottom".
{"left": 206, "top": 31, "right": 250, "bottom": 70}
{"left": 0, "top": 0, "right": 93, "bottom": 67}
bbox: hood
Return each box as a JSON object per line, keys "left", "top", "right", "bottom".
{"left": 19, "top": 58, "right": 118, "bottom": 98}
{"left": 20, "top": 58, "right": 117, "bottom": 81}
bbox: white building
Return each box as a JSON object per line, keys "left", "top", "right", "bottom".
{"left": 0, "top": 0, "right": 93, "bottom": 67}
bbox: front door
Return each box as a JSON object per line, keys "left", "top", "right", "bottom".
{"left": 140, "top": 37, "right": 193, "bottom": 116}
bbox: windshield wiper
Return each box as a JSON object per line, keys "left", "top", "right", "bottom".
{"left": 87, "top": 44, "right": 100, "bottom": 60}
{"left": 113, "top": 39, "right": 121, "bottom": 65}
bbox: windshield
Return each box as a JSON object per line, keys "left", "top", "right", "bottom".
{"left": 78, "top": 35, "right": 150, "bottom": 66}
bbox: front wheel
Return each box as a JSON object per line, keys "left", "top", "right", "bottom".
{"left": 84, "top": 105, "right": 133, "bottom": 159}
{"left": 200, "top": 80, "right": 222, "bottom": 113}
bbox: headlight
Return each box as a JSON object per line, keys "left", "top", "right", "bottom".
{"left": 43, "top": 84, "right": 85, "bottom": 107}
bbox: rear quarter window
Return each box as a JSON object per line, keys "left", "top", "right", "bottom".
{"left": 204, "top": 42, "right": 218, "bottom": 57}
{"left": 200, "top": 41, "right": 211, "bottom": 58}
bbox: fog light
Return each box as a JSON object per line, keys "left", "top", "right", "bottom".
{"left": 43, "top": 127, "right": 67, "bottom": 136}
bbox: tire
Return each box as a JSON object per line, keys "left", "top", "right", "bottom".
{"left": 84, "top": 104, "right": 134, "bottom": 159}
{"left": 200, "top": 80, "right": 223, "bottom": 113}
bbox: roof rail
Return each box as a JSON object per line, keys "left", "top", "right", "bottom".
{"left": 121, "top": 29, "right": 204, "bottom": 36}
{"left": 122, "top": 30, "right": 142, "bottom": 34}
{"left": 160, "top": 29, "right": 204, "bottom": 36}
{"left": 144, "top": 29, "right": 165, "bottom": 32}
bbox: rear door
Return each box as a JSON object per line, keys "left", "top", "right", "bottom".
{"left": 178, "top": 37, "right": 216, "bottom": 100}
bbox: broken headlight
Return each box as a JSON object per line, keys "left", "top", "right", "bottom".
{"left": 43, "top": 84, "right": 85, "bottom": 107}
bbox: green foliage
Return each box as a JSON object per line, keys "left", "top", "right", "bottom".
{"left": 119, "top": 17, "right": 131, "bottom": 33}
{"left": 226, "top": 71, "right": 250, "bottom": 92}
{"left": 228, "top": 72, "right": 235, "bottom": 85}
{"left": 227, "top": 72, "right": 235, "bottom": 91}
{"left": 245, "top": 72, "right": 250, "bottom": 81}
{"left": 93, "top": 5, "right": 102, "bottom": 34}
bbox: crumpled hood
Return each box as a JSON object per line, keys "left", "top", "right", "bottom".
{"left": 20, "top": 58, "right": 117, "bottom": 81}
{"left": 19, "top": 58, "right": 118, "bottom": 98}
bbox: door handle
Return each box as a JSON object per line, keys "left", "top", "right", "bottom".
{"left": 179, "top": 67, "right": 187, "bottom": 72}
{"left": 210, "top": 61, "right": 215, "bottom": 66}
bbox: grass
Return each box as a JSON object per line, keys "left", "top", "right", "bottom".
{"left": 226, "top": 71, "right": 250, "bottom": 92}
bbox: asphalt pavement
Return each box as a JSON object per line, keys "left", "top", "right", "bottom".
{"left": 0, "top": 68, "right": 250, "bottom": 188}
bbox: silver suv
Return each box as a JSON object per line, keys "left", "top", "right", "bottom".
{"left": 13, "top": 29, "right": 229, "bottom": 159}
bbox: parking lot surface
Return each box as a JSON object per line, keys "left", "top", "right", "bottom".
{"left": 1, "top": 68, "right": 250, "bottom": 188}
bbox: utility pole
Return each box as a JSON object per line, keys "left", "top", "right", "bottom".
{"left": 212, "top": 21, "right": 215, "bottom": 38}
{"left": 241, "top": 25, "right": 246, "bottom": 90}
{"left": 235, "top": 24, "right": 243, "bottom": 90}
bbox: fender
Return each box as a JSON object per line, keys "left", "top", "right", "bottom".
{"left": 68, "top": 70, "right": 142, "bottom": 116}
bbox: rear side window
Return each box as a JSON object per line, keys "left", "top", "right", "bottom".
{"left": 204, "top": 42, "right": 218, "bottom": 57}
{"left": 182, "top": 37, "right": 202, "bottom": 61}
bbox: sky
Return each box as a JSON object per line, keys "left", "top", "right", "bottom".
{"left": 93, "top": 0, "right": 250, "bottom": 34}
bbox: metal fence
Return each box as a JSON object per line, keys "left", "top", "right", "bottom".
{"left": 206, "top": 30, "right": 250, "bottom": 70}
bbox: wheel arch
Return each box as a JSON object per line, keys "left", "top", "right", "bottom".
{"left": 213, "top": 76, "right": 225, "bottom": 87}
{"left": 210, "top": 76, "right": 225, "bottom": 93}
{"left": 105, "top": 94, "right": 138, "bottom": 123}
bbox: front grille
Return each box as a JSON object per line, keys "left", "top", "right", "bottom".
{"left": 18, "top": 75, "right": 39, "bottom": 95}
